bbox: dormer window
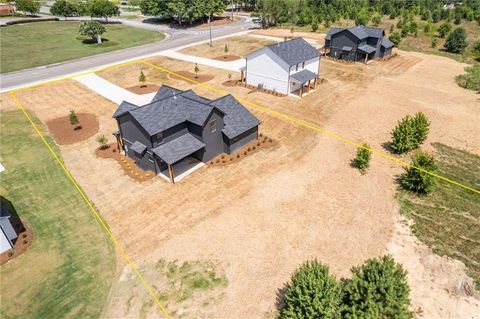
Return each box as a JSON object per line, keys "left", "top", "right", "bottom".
{"left": 295, "top": 64, "right": 299, "bottom": 71}
{"left": 210, "top": 120, "right": 217, "bottom": 133}
{"left": 302, "top": 62, "right": 305, "bottom": 68}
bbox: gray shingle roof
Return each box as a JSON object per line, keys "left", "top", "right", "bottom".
{"left": 209, "top": 95, "right": 261, "bottom": 139}
{"left": 381, "top": 37, "right": 394, "bottom": 48}
{"left": 113, "top": 101, "right": 138, "bottom": 118}
{"left": 130, "top": 141, "right": 147, "bottom": 155}
{"left": 114, "top": 86, "right": 260, "bottom": 140}
{"left": 290, "top": 69, "right": 317, "bottom": 84}
{"left": 342, "top": 46, "right": 353, "bottom": 51}
{"left": 266, "top": 38, "right": 320, "bottom": 66}
{"left": 152, "top": 133, "right": 205, "bottom": 165}
{"left": 357, "top": 44, "right": 376, "bottom": 54}
{"left": 325, "top": 27, "right": 343, "bottom": 40}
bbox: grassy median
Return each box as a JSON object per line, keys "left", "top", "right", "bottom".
{"left": 0, "top": 21, "right": 165, "bottom": 73}
{"left": 0, "top": 110, "right": 116, "bottom": 318}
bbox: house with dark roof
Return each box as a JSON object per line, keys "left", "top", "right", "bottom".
{"left": 325, "top": 26, "right": 394, "bottom": 62}
{"left": 241, "top": 38, "right": 321, "bottom": 97}
{"left": 113, "top": 86, "right": 261, "bottom": 183}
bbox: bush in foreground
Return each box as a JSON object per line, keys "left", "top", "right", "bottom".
{"left": 354, "top": 143, "right": 372, "bottom": 173}
{"left": 341, "top": 256, "right": 412, "bottom": 319}
{"left": 401, "top": 151, "right": 437, "bottom": 194}
{"left": 390, "top": 112, "right": 430, "bottom": 154}
{"left": 280, "top": 260, "right": 341, "bottom": 319}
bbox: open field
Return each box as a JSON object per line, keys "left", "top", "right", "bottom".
{"left": 178, "top": 35, "right": 275, "bottom": 59}
{"left": 0, "top": 107, "right": 116, "bottom": 318}
{"left": 399, "top": 143, "right": 480, "bottom": 289}
{"left": 7, "top": 44, "right": 478, "bottom": 318}
{"left": 0, "top": 21, "right": 165, "bottom": 73}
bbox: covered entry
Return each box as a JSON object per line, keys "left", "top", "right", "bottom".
{"left": 357, "top": 44, "right": 376, "bottom": 63}
{"left": 152, "top": 133, "right": 205, "bottom": 183}
{"left": 289, "top": 69, "right": 318, "bottom": 97}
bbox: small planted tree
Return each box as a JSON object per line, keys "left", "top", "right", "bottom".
{"left": 401, "top": 151, "right": 437, "bottom": 194}
{"left": 353, "top": 143, "right": 372, "bottom": 174}
{"left": 69, "top": 110, "right": 80, "bottom": 130}
{"left": 431, "top": 37, "right": 439, "bottom": 48}
{"left": 96, "top": 134, "right": 108, "bottom": 150}
{"left": 139, "top": 71, "right": 147, "bottom": 87}
{"left": 445, "top": 27, "right": 468, "bottom": 53}
{"left": 79, "top": 21, "right": 106, "bottom": 44}
{"left": 438, "top": 22, "right": 452, "bottom": 38}
{"left": 224, "top": 44, "right": 229, "bottom": 54}
{"left": 389, "top": 31, "right": 402, "bottom": 46}
{"left": 194, "top": 63, "right": 200, "bottom": 78}
{"left": 390, "top": 112, "right": 430, "bottom": 154}
{"left": 280, "top": 260, "right": 341, "bottom": 319}
{"left": 341, "top": 255, "right": 413, "bottom": 319}
{"left": 311, "top": 15, "right": 319, "bottom": 32}
{"left": 372, "top": 14, "right": 382, "bottom": 26}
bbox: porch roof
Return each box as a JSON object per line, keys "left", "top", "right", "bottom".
{"left": 358, "top": 44, "right": 376, "bottom": 54}
{"left": 290, "top": 69, "right": 317, "bottom": 84}
{"left": 152, "top": 133, "right": 205, "bottom": 165}
{"left": 341, "top": 46, "right": 353, "bottom": 52}
{"left": 130, "top": 141, "right": 147, "bottom": 155}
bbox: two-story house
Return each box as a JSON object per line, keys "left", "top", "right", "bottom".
{"left": 112, "top": 86, "right": 261, "bottom": 183}
{"left": 241, "top": 38, "right": 321, "bottom": 97}
{"left": 325, "top": 26, "right": 394, "bottom": 62}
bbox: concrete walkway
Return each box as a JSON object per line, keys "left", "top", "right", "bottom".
{"left": 159, "top": 49, "right": 246, "bottom": 72}
{"left": 74, "top": 73, "right": 155, "bottom": 105}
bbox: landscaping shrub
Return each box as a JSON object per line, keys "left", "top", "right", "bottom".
{"left": 69, "top": 110, "right": 80, "bottom": 129}
{"left": 280, "top": 260, "right": 341, "bottom": 319}
{"left": 390, "top": 112, "right": 430, "bottom": 154}
{"left": 437, "top": 22, "right": 452, "bottom": 38}
{"left": 389, "top": 31, "right": 402, "bottom": 46}
{"left": 400, "top": 151, "right": 437, "bottom": 194}
{"left": 96, "top": 134, "right": 108, "bottom": 150}
{"left": 139, "top": 71, "right": 147, "bottom": 87}
{"left": 353, "top": 143, "right": 372, "bottom": 173}
{"left": 456, "top": 65, "right": 480, "bottom": 92}
{"left": 445, "top": 27, "right": 468, "bottom": 53}
{"left": 341, "top": 255, "right": 412, "bottom": 319}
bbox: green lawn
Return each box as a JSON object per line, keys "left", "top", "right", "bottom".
{"left": 398, "top": 143, "right": 480, "bottom": 289}
{"left": 0, "top": 110, "right": 116, "bottom": 318}
{"left": 0, "top": 21, "right": 165, "bottom": 73}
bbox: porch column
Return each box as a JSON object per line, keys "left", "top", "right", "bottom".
{"left": 314, "top": 77, "right": 318, "bottom": 89}
{"left": 240, "top": 70, "right": 244, "bottom": 83}
{"left": 300, "top": 84, "right": 304, "bottom": 97}
{"left": 115, "top": 135, "right": 121, "bottom": 151}
{"left": 168, "top": 164, "right": 175, "bottom": 184}
{"left": 307, "top": 80, "right": 311, "bottom": 94}
{"left": 364, "top": 54, "right": 368, "bottom": 64}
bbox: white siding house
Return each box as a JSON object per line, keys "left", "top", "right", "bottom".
{"left": 243, "top": 38, "right": 321, "bottom": 96}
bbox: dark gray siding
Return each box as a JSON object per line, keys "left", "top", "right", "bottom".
{"left": 200, "top": 109, "right": 225, "bottom": 161}
{"left": 380, "top": 46, "right": 392, "bottom": 58}
{"left": 329, "top": 31, "right": 358, "bottom": 61}
{"left": 224, "top": 126, "right": 258, "bottom": 154}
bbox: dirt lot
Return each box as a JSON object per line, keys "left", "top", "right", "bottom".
{"left": 11, "top": 48, "right": 480, "bottom": 318}
{"left": 252, "top": 29, "right": 326, "bottom": 42}
{"left": 178, "top": 35, "right": 275, "bottom": 59}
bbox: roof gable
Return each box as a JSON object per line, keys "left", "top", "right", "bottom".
{"left": 113, "top": 101, "right": 138, "bottom": 118}
{"left": 256, "top": 38, "right": 320, "bottom": 67}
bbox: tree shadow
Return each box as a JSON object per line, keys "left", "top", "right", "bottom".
{"left": 275, "top": 283, "right": 289, "bottom": 314}
{"left": 381, "top": 141, "right": 395, "bottom": 153}
{"left": 0, "top": 196, "right": 25, "bottom": 242}
{"left": 81, "top": 38, "right": 110, "bottom": 45}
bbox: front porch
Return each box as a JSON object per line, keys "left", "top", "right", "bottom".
{"left": 158, "top": 157, "right": 205, "bottom": 183}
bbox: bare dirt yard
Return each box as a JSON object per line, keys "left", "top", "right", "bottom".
{"left": 252, "top": 28, "right": 326, "bottom": 42}
{"left": 178, "top": 35, "right": 275, "bottom": 59}
{"left": 12, "top": 47, "right": 480, "bottom": 318}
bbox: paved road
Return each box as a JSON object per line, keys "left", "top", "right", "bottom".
{"left": 0, "top": 19, "right": 254, "bottom": 91}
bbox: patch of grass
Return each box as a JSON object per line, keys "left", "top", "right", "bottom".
{"left": 398, "top": 143, "right": 480, "bottom": 290}
{"left": 0, "top": 110, "right": 116, "bottom": 318}
{"left": 0, "top": 21, "right": 165, "bottom": 73}
{"left": 456, "top": 65, "right": 480, "bottom": 92}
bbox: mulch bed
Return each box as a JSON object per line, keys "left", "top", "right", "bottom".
{"left": 95, "top": 143, "right": 155, "bottom": 182}
{"left": 126, "top": 84, "right": 160, "bottom": 94}
{"left": 0, "top": 219, "right": 33, "bottom": 265}
{"left": 208, "top": 133, "right": 276, "bottom": 166}
{"left": 46, "top": 113, "right": 99, "bottom": 145}
{"left": 169, "top": 71, "right": 214, "bottom": 84}
{"left": 212, "top": 55, "right": 242, "bottom": 61}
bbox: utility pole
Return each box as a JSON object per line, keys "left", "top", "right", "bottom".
{"left": 209, "top": 14, "right": 212, "bottom": 47}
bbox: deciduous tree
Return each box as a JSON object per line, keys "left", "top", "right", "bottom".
{"left": 50, "top": 0, "right": 79, "bottom": 20}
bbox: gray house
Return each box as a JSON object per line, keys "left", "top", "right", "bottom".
{"left": 0, "top": 206, "right": 17, "bottom": 254}
{"left": 325, "top": 26, "right": 394, "bottom": 62}
{"left": 113, "top": 86, "right": 260, "bottom": 183}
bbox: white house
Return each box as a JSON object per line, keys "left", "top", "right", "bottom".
{"left": 241, "top": 38, "right": 321, "bottom": 97}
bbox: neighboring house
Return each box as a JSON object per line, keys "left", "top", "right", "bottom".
{"left": 113, "top": 86, "right": 261, "bottom": 183}
{"left": 0, "top": 3, "right": 15, "bottom": 16}
{"left": 325, "top": 26, "right": 394, "bottom": 62}
{"left": 241, "top": 38, "right": 321, "bottom": 97}
{"left": 0, "top": 206, "right": 17, "bottom": 254}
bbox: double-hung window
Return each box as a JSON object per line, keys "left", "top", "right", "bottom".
{"left": 210, "top": 120, "right": 217, "bottom": 133}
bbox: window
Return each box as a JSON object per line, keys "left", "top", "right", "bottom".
{"left": 210, "top": 120, "right": 217, "bottom": 133}
{"left": 295, "top": 64, "right": 299, "bottom": 71}
{"left": 302, "top": 62, "right": 305, "bottom": 69}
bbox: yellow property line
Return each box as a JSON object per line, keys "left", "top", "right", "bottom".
{"left": 9, "top": 91, "right": 173, "bottom": 319}
{"left": 141, "top": 60, "right": 480, "bottom": 196}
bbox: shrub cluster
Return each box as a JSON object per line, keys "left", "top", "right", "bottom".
{"left": 390, "top": 112, "right": 430, "bottom": 154}
{"left": 280, "top": 256, "right": 412, "bottom": 319}
{"left": 401, "top": 151, "right": 437, "bottom": 194}
{"left": 354, "top": 143, "right": 372, "bottom": 173}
